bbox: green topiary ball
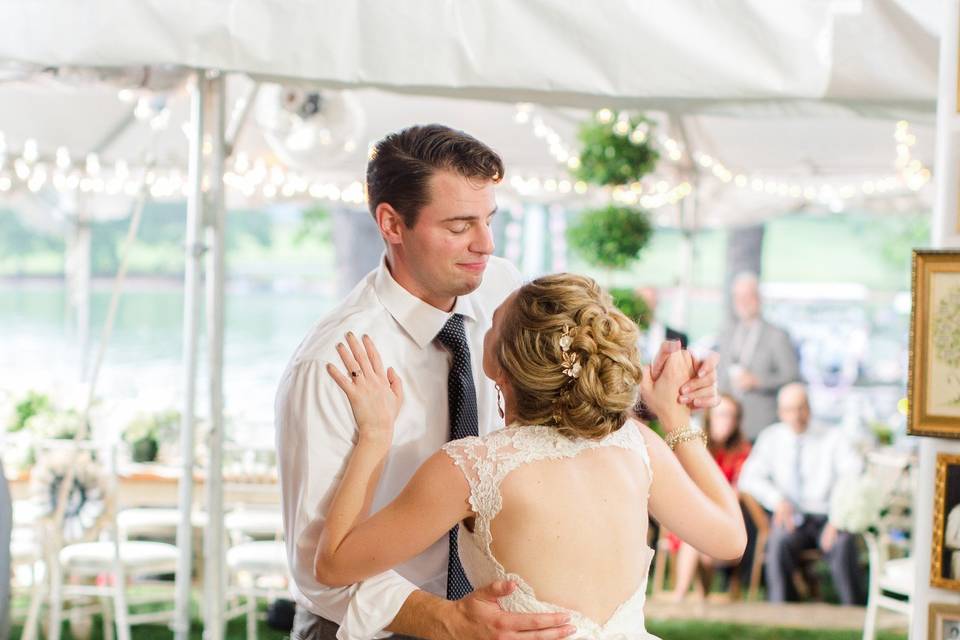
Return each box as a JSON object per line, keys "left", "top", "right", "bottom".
{"left": 573, "top": 112, "right": 660, "bottom": 187}
{"left": 567, "top": 205, "right": 654, "bottom": 270}
{"left": 608, "top": 287, "right": 651, "bottom": 331}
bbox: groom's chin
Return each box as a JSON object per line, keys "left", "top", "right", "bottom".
{"left": 450, "top": 271, "right": 485, "bottom": 295}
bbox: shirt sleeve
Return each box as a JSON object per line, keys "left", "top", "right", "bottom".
{"left": 275, "top": 360, "right": 418, "bottom": 640}
{"left": 737, "top": 433, "right": 784, "bottom": 512}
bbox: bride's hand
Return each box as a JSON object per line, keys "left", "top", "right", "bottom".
{"left": 639, "top": 350, "right": 694, "bottom": 431}
{"left": 327, "top": 332, "right": 403, "bottom": 448}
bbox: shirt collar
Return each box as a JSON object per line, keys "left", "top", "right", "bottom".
{"left": 373, "top": 255, "right": 479, "bottom": 349}
{"left": 777, "top": 422, "right": 818, "bottom": 439}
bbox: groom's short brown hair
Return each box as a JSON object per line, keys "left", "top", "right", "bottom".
{"left": 366, "top": 124, "right": 504, "bottom": 228}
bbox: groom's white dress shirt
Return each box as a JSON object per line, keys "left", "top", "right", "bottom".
{"left": 275, "top": 255, "right": 521, "bottom": 639}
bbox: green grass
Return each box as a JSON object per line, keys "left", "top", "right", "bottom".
{"left": 646, "top": 620, "right": 906, "bottom": 639}
{"left": 13, "top": 618, "right": 908, "bottom": 640}
{"left": 13, "top": 608, "right": 907, "bottom": 640}
{"left": 11, "top": 616, "right": 288, "bottom": 640}
{"left": 12, "top": 618, "right": 908, "bottom": 640}
{"left": 9, "top": 584, "right": 909, "bottom": 639}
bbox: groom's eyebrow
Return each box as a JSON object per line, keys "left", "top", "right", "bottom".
{"left": 441, "top": 207, "right": 499, "bottom": 222}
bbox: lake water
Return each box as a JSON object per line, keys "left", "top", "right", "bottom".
{"left": 1, "top": 279, "right": 334, "bottom": 446}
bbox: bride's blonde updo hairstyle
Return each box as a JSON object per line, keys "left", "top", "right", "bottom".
{"left": 496, "top": 273, "right": 643, "bottom": 440}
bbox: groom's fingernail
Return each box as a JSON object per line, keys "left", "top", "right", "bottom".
{"left": 679, "top": 396, "right": 688, "bottom": 403}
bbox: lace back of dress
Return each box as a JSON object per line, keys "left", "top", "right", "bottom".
{"left": 442, "top": 422, "right": 652, "bottom": 544}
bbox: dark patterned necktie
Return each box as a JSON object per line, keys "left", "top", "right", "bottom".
{"left": 435, "top": 313, "right": 477, "bottom": 600}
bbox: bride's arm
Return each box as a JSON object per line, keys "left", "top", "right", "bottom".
{"left": 642, "top": 422, "right": 746, "bottom": 560}
{"left": 315, "top": 448, "right": 471, "bottom": 587}
{"left": 639, "top": 352, "right": 747, "bottom": 561}
{"left": 315, "top": 332, "right": 472, "bottom": 587}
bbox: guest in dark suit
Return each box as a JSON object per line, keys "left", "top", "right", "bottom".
{"left": 716, "top": 273, "right": 799, "bottom": 441}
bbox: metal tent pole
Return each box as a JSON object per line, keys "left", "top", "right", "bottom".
{"left": 173, "top": 70, "right": 206, "bottom": 640}
{"left": 202, "top": 70, "right": 227, "bottom": 640}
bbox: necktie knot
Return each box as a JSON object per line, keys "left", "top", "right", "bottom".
{"left": 436, "top": 313, "right": 468, "bottom": 352}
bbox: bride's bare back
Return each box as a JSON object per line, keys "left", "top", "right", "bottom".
{"left": 490, "top": 444, "right": 652, "bottom": 624}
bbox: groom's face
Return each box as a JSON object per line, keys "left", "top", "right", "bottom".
{"left": 397, "top": 170, "right": 497, "bottom": 304}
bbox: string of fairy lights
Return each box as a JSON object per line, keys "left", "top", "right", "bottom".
{"left": 0, "top": 92, "right": 933, "bottom": 214}
{"left": 511, "top": 104, "right": 932, "bottom": 212}
{"left": 0, "top": 131, "right": 369, "bottom": 206}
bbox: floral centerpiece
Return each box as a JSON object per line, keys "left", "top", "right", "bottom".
{"left": 122, "top": 409, "right": 179, "bottom": 463}
{"left": 829, "top": 473, "right": 886, "bottom": 533}
{"left": 24, "top": 410, "right": 85, "bottom": 440}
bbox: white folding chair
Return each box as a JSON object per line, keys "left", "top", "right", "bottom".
{"left": 10, "top": 500, "right": 44, "bottom": 640}
{"left": 33, "top": 440, "right": 179, "bottom": 640}
{"left": 862, "top": 449, "right": 915, "bottom": 640}
{"left": 221, "top": 445, "right": 286, "bottom": 640}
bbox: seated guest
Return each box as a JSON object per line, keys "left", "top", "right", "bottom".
{"left": 738, "top": 383, "right": 865, "bottom": 605}
{"left": 669, "top": 394, "right": 751, "bottom": 601}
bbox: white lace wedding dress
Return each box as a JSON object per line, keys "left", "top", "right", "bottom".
{"left": 442, "top": 421, "right": 660, "bottom": 639}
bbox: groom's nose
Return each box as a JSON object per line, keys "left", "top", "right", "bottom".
{"left": 469, "top": 222, "right": 495, "bottom": 255}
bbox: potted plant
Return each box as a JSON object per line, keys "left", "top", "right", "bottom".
{"left": 123, "top": 410, "right": 179, "bottom": 463}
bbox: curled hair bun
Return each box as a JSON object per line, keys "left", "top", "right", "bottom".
{"left": 496, "top": 273, "right": 643, "bottom": 440}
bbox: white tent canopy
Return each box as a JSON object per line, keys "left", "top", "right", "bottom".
{"left": 0, "top": 0, "right": 942, "bottom": 111}
{"left": 0, "top": 0, "right": 943, "bottom": 229}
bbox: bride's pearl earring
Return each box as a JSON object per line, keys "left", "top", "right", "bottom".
{"left": 495, "top": 383, "right": 505, "bottom": 420}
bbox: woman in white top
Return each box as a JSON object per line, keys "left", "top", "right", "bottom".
{"left": 315, "top": 273, "right": 746, "bottom": 639}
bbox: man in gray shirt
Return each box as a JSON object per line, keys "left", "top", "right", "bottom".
{"left": 717, "top": 273, "right": 799, "bottom": 440}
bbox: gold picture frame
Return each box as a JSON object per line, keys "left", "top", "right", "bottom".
{"left": 908, "top": 250, "right": 960, "bottom": 438}
{"left": 932, "top": 454, "right": 960, "bottom": 590}
{"left": 930, "top": 602, "right": 960, "bottom": 639}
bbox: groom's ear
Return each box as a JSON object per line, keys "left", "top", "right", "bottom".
{"left": 376, "top": 203, "right": 405, "bottom": 245}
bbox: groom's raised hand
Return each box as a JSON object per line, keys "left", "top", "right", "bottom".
{"left": 649, "top": 340, "right": 720, "bottom": 410}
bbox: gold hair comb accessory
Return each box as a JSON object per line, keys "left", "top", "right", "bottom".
{"left": 559, "top": 325, "right": 582, "bottom": 379}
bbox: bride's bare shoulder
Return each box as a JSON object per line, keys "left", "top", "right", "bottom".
{"left": 629, "top": 419, "right": 670, "bottom": 457}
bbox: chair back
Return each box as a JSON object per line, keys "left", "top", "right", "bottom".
{"left": 221, "top": 444, "right": 282, "bottom": 542}
{"left": 30, "top": 439, "right": 119, "bottom": 548}
{"left": 864, "top": 449, "right": 915, "bottom": 563}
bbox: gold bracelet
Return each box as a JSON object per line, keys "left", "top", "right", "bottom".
{"left": 665, "top": 427, "right": 708, "bottom": 451}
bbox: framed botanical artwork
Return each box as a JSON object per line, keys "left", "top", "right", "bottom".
{"left": 932, "top": 454, "right": 960, "bottom": 589}
{"left": 908, "top": 250, "right": 960, "bottom": 438}
{"left": 930, "top": 602, "right": 960, "bottom": 639}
